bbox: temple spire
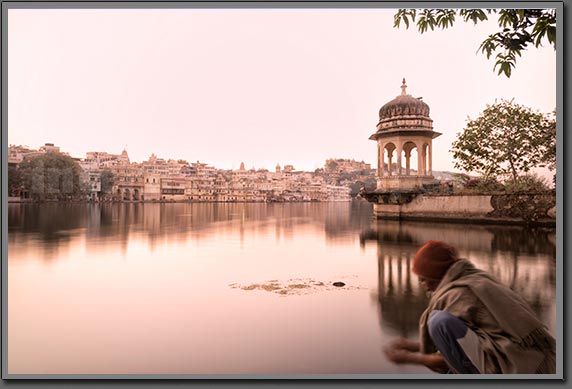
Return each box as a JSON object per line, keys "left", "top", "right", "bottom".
{"left": 400, "top": 78, "right": 407, "bottom": 96}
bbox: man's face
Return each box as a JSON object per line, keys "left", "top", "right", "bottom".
{"left": 418, "top": 275, "right": 441, "bottom": 292}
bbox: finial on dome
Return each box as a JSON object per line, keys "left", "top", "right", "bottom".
{"left": 401, "top": 78, "right": 407, "bottom": 96}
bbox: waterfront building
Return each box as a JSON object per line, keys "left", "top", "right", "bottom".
{"left": 212, "top": 174, "right": 229, "bottom": 202}
{"left": 84, "top": 171, "right": 102, "bottom": 201}
{"left": 369, "top": 79, "right": 441, "bottom": 191}
{"left": 160, "top": 177, "right": 187, "bottom": 201}
{"left": 301, "top": 182, "right": 328, "bottom": 201}
{"left": 143, "top": 173, "right": 162, "bottom": 201}
{"left": 327, "top": 185, "right": 352, "bottom": 201}
{"left": 111, "top": 162, "right": 144, "bottom": 201}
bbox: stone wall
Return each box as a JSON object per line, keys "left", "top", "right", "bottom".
{"left": 373, "top": 193, "right": 556, "bottom": 226}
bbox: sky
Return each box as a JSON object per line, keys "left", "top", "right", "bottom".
{"left": 8, "top": 8, "right": 557, "bottom": 174}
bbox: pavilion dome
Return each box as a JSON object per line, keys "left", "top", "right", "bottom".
{"left": 378, "top": 79, "right": 430, "bottom": 121}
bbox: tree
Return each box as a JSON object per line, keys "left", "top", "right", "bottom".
{"left": 393, "top": 9, "right": 556, "bottom": 77}
{"left": 18, "top": 153, "right": 84, "bottom": 200}
{"left": 504, "top": 173, "right": 550, "bottom": 193}
{"left": 451, "top": 99, "right": 555, "bottom": 183}
{"left": 539, "top": 110, "right": 556, "bottom": 171}
{"left": 326, "top": 160, "right": 339, "bottom": 173}
{"left": 100, "top": 169, "right": 116, "bottom": 196}
{"left": 8, "top": 166, "right": 23, "bottom": 197}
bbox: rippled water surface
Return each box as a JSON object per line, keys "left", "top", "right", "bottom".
{"left": 8, "top": 202, "right": 556, "bottom": 375}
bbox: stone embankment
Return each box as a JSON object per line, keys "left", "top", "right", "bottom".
{"left": 369, "top": 192, "right": 556, "bottom": 227}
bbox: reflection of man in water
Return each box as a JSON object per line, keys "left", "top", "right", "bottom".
{"left": 384, "top": 240, "right": 556, "bottom": 374}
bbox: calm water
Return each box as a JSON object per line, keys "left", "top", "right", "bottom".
{"left": 8, "top": 202, "right": 557, "bottom": 375}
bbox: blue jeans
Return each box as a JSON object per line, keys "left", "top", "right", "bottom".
{"left": 428, "top": 310, "right": 481, "bottom": 374}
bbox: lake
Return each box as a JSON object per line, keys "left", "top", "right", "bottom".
{"left": 7, "top": 202, "right": 557, "bottom": 375}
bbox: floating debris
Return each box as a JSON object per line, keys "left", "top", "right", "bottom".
{"left": 229, "top": 278, "right": 365, "bottom": 296}
{"left": 287, "top": 284, "right": 310, "bottom": 289}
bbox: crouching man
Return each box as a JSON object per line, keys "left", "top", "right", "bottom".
{"left": 384, "top": 240, "right": 556, "bottom": 374}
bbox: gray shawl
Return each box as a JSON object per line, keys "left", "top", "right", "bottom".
{"left": 419, "top": 259, "right": 556, "bottom": 374}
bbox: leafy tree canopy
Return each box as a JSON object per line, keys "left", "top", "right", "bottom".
{"left": 393, "top": 8, "right": 556, "bottom": 77}
{"left": 326, "top": 160, "right": 339, "bottom": 172}
{"left": 8, "top": 166, "right": 23, "bottom": 196}
{"left": 18, "top": 153, "right": 84, "bottom": 200}
{"left": 451, "top": 99, "right": 555, "bottom": 183}
{"left": 100, "top": 169, "right": 116, "bottom": 194}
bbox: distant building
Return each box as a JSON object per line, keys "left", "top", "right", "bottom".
{"left": 8, "top": 145, "right": 42, "bottom": 167}
{"left": 39, "top": 143, "right": 60, "bottom": 153}
{"left": 8, "top": 143, "right": 64, "bottom": 167}
{"left": 85, "top": 150, "right": 129, "bottom": 168}
{"left": 325, "top": 158, "right": 371, "bottom": 173}
{"left": 326, "top": 185, "right": 352, "bottom": 201}
{"left": 83, "top": 171, "right": 101, "bottom": 200}
{"left": 111, "top": 163, "right": 144, "bottom": 201}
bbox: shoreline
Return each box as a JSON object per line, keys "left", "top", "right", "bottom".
{"left": 7, "top": 198, "right": 356, "bottom": 204}
{"left": 7, "top": 197, "right": 556, "bottom": 228}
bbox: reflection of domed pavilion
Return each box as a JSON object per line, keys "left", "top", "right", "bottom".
{"left": 369, "top": 79, "right": 441, "bottom": 191}
{"left": 360, "top": 226, "right": 429, "bottom": 337}
{"left": 360, "top": 220, "right": 556, "bottom": 336}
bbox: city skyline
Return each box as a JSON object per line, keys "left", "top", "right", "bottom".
{"left": 9, "top": 141, "right": 373, "bottom": 172}
{"left": 8, "top": 8, "right": 556, "bottom": 174}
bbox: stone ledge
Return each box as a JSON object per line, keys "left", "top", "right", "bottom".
{"left": 372, "top": 213, "right": 556, "bottom": 228}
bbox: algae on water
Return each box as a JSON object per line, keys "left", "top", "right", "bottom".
{"left": 230, "top": 277, "right": 366, "bottom": 296}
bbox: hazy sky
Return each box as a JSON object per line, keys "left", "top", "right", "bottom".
{"left": 8, "top": 8, "right": 556, "bottom": 173}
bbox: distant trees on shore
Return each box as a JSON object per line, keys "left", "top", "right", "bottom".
{"left": 13, "top": 153, "right": 84, "bottom": 201}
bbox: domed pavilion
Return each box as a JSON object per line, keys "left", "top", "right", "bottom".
{"left": 369, "top": 79, "right": 441, "bottom": 191}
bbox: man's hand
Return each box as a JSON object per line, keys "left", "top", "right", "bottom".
{"left": 387, "top": 338, "right": 421, "bottom": 352}
{"left": 384, "top": 338, "right": 450, "bottom": 374}
{"left": 384, "top": 347, "right": 418, "bottom": 364}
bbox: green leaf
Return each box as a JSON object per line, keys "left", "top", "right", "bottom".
{"left": 547, "top": 26, "right": 556, "bottom": 46}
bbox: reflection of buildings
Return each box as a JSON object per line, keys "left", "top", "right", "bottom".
{"left": 376, "top": 250, "right": 430, "bottom": 337}
{"left": 361, "top": 228, "right": 429, "bottom": 337}
{"left": 8, "top": 202, "right": 556, "bottom": 336}
{"left": 361, "top": 220, "right": 557, "bottom": 337}
{"left": 8, "top": 203, "right": 374, "bottom": 257}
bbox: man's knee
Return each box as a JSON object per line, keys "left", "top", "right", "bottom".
{"left": 428, "top": 310, "right": 467, "bottom": 341}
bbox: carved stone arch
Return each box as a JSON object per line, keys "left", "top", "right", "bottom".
{"left": 402, "top": 141, "right": 418, "bottom": 176}
{"left": 384, "top": 142, "right": 397, "bottom": 176}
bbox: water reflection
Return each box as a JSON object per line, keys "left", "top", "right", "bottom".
{"left": 8, "top": 202, "right": 556, "bottom": 374}
{"left": 361, "top": 221, "right": 557, "bottom": 337}
{"left": 8, "top": 202, "right": 375, "bottom": 260}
